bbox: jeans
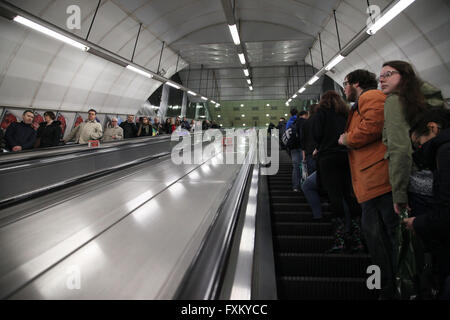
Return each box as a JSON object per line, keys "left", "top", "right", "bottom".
{"left": 291, "top": 148, "right": 302, "bottom": 189}
{"left": 305, "top": 154, "right": 317, "bottom": 176}
{"left": 361, "top": 192, "right": 400, "bottom": 299}
{"left": 301, "top": 171, "right": 322, "bottom": 219}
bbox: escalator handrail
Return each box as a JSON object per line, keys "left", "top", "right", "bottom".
{"left": 174, "top": 144, "right": 257, "bottom": 300}
{"left": 0, "top": 134, "right": 172, "bottom": 166}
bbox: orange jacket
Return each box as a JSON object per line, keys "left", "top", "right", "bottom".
{"left": 345, "top": 89, "right": 392, "bottom": 203}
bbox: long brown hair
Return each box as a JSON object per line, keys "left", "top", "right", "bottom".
{"left": 319, "top": 91, "right": 348, "bottom": 117}
{"left": 382, "top": 61, "right": 426, "bottom": 126}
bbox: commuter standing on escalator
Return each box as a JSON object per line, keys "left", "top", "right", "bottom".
{"left": 35, "top": 111, "right": 62, "bottom": 148}
{"left": 313, "top": 91, "right": 362, "bottom": 253}
{"left": 137, "top": 116, "right": 153, "bottom": 137}
{"left": 102, "top": 118, "right": 124, "bottom": 142}
{"left": 64, "top": 109, "right": 103, "bottom": 144}
{"left": 338, "top": 69, "right": 397, "bottom": 300}
{"left": 120, "top": 115, "right": 138, "bottom": 139}
{"left": 4, "top": 110, "right": 36, "bottom": 152}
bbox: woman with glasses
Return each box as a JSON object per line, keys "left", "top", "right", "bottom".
{"left": 380, "top": 61, "right": 429, "bottom": 215}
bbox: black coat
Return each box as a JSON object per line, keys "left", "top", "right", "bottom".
{"left": 36, "top": 121, "right": 62, "bottom": 148}
{"left": 137, "top": 124, "right": 152, "bottom": 137}
{"left": 312, "top": 107, "right": 348, "bottom": 156}
{"left": 4, "top": 121, "right": 36, "bottom": 151}
{"left": 414, "top": 128, "right": 450, "bottom": 240}
{"left": 413, "top": 128, "right": 450, "bottom": 283}
{"left": 301, "top": 116, "right": 317, "bottom": 155}
{"left": 120, "top": 121, "right": 138, "bottom": 139}
{"left": 0, "top": 129, "right": 5, "bottom": 150}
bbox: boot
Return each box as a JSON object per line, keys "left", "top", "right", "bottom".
{"left": 349, "top": 217, "right": 366, "bottom": 254}
{"left": 326, "top": 218, "right": 346, "bottom": 253}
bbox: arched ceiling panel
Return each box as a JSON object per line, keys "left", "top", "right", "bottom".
{"left": 311, "top": 0, "right": 450, "bottom": 99}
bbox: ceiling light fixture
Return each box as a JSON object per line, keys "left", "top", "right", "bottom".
{"left": 14, "top": 16, "right": 89, "bottom": 51}
{"left": 126, "top": 65, "right": 153, "bottom": 79}
{"left": 308, "top": 75, "right": 319, "bottom": 85}
{"left": 228, "top": 24, "right": 241, "bottom": 45}
{"left": 238, "top": 53, "right": 246, "bottom": 65}
{"left": 325, "top": 54, "right": 345, "bottom": 71}
{"left": 367, "top": 0, "right": 416, "bottom": 35}
{"left": 166, "top": 81, "right": 180, "bottom": 89}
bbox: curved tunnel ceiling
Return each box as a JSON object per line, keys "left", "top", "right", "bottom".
{"left": 0, "top": 0, "right": 448, "bottom": 115}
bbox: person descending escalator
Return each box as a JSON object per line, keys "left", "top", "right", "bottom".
{"left": 35, "top": 111, "right": 62, "bottom": 148}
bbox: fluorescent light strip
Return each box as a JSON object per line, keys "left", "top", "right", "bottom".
{"left": 14, "top": 16, "right": 89, "bottom": 51}
{"left": 166, "top": 81, "right": 180, "bottom": 89}
{"left": 367, "top": 0, "right": 415, "bottom": 35}
{"left": 126, "top": 65, "right": 153, "bottom": 79}
{"left": 243, "top": 69, "right": 250, "bottom": 77}
{"left": 249, "top": 86, "right": 253, "bottom": 91}
{"left": 308, "top": 75, "right": 319, "bottom": 85}
{"left": 188, "top": 91, "right": 197, "bottom": 96}
{"left": 288, "top": 99, "right": 292, "bottom": 103}
{"left": 201, "top": 96, "right": 208, "bottom": 101}
{"left": 228, "top": 24, "right": 241, "bottom": 45}
{"left": 292, "top": 94, "right": 298, "bottom": 99}
{"left": 238, "top": 53, "right": 246, "bottom": 65}
{"left": 211, "top": 100, "right": 216, "bottom": 104}
{"left": 247, "top": 79, "right": 252, "bottom": 85}
{"left": 298, "top": 87, "right": 306, "bottom": 93}
{"left": 325, "top": 54, "right": 345, "bottom": 71}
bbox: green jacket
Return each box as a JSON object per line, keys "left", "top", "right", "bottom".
{"left": 421, "top": 81, "right": 445, "bottom": 109}
{"left": 382, "top": 94, "right": 412, "bottom": 204}
{"left": 383, "top": 82, "right": 445, "bottom": 204}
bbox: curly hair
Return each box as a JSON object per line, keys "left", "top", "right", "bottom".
{"left": 382, "top": 61, "right": 426, "bottom": 127}
{"left": 345, "top": 69, "right": 378, "bottom": 90}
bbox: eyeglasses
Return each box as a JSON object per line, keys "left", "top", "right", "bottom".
{"left": 379, "top": 70, "right": 399, "bottom": 80}
{"left": 342, "top": 81, "right": 349, "bottom": 87}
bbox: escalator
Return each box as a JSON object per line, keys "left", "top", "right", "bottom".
{"left": 269, "top": 151, "right": 378, "bottom": 300}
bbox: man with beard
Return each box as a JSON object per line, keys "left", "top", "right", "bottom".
{"left": 338, "top": 70, "right": 399, "bottom": 299}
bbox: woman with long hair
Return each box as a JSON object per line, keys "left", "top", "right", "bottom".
{"left": 380, "top": 61, "right": 427, "bottom": 214}
{"left": 313, "top": 91, "right": 362, "bottom": 253}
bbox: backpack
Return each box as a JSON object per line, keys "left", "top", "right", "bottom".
{"left": 282, "top": 118, "right": 302, "bottom": 149}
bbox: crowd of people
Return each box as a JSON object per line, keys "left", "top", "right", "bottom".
{"left": 278, "top": 60, "right": 449, "bottom": 300}
{"left": 0, "top": 110, "right": 219, "bottom": 153}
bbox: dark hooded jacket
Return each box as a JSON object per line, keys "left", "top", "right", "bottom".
{"left": 413, "top": 128, "right": 450, "bottom": 241}
{"left": 36, "top": 121, "right": 62, "bottom": 148}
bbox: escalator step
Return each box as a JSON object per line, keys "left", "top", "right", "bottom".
{"left": 273, "top": 212, "right": 331, "bottom": 223}
{"left": 276, "top": 253, "right": 371, "bottom": 278}
{"left": 278, "top": 276, "right": 378, "bottom": 300}
{"left": 272, "top": 203, "right": 330, "bottom": 212}
{"left": 270, "top": 196, "right": 308, "bottom": 203}
{"left": 274, "top": 222, "right": 332, "bottom": 236}
{"left": 270, "top": 191, "right": 308, "bottom": 197}
{"left": 274, "top": 235, "right": 334, "bottom": 253}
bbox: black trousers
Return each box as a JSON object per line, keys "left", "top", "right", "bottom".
{"left": 317, "top": 152, "right": 361, "bottom": 221}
